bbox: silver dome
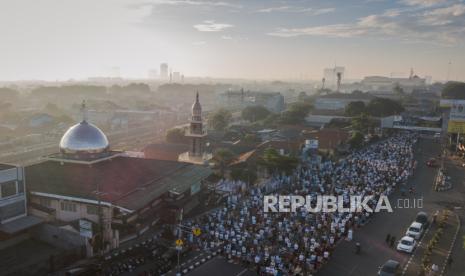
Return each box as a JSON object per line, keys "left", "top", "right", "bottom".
{"left": 59, "top": 120, "right": 109, "bottom": 155}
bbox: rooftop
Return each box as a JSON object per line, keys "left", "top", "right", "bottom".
{"left": 26, "top": 156, "right": 212, "bottom": 211}
{"left": 0, "top": 163, "right": 16, "bottom": 171}
{"left": 143, "top": 143, "right": 189, "bottom": 161}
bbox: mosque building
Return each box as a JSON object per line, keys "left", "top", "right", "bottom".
{"left": 26, "top": 101, "right": 212, "bottom": 252}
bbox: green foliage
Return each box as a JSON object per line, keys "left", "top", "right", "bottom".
{"left": 298, "top": 92, "right": 314, "bottom": 104}
{"left": 165, "top": 128, "right": 187, "bottom": 144}
{"left": 393, "top": 84, "right": 405, "bottom": 96}
{"left": 351, "top": 113, "right": 375, "bottom": 133}
{"left": 109, "top": 83, "right": 151, "bottom": 95}
{"left": 345, "top": 101, "right": 366, "bottom": 116}
{"left": 261, "top": 113, "right": 280, "bottom": 128}
{"left": 241, "top": 105, "right": 271, "bottom": 122}
{"left": 230, "top": 167, "right": 257, "bottom": 185}
{"left": 212, "top": 148, "right": 236, "bottom": 177}
{"left": 31, "top": 85, "right": 106, "bottom": 97}
{"left": 208, "top": 109, "right": 232, "bottom": 131}
{"left": 442, "top": 81, "right": 465, "bottom": 99}
{"left": 243, "top": 133, "right": 260, "bottom": 143}
{"left": 298, "top": 92, "right": 308, "bottom": 102}
{"left": 279, "top": 102, "right": 312, "bottom": 124}
{"left": 366, "top": 97, "right": 404, "bottom": 117}
{"left": 260, "top": 148, "right": 299, "bottom": 175}
{"left": 349, "top": 131, "right": 364, "bottom": 149}
{"left": 0, "top": 87, "right": 19, "bottom": 101}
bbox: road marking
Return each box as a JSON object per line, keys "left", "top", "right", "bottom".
{"left": 236, "top": 268, "right": 248, "bottom": 276}
{"left": 402, "top": 223, "right": 431, "bottom": 275}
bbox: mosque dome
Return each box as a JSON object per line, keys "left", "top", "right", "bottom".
{"left": 59, "top": 101, "right": 109, "bottom": 156}
{"left": 59, "top": 121, "right": 109, "bottom": 155}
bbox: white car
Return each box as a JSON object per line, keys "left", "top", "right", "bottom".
{"left": 397, "top": 236, "right": 416, "bottom": 253}
{"left": 406, "top": 222, "right": 423, "bottom": 239}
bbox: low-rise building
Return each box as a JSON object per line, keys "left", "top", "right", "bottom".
{"left": 0, "top": 163, "right": 42, "bottom": 239}
{"left": 26, "top": 102, "right": 212, "bottom": 252}
{"left": 218, "top": 90, "right": 285, "bottom": 112}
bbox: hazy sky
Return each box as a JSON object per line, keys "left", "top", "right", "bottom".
{"left": 1, "top": 0, "right": 464, "bottom": 81}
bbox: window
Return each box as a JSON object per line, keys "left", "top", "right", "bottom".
{"left": 39, "top": 197, "right": 52, "bottom": 208}
{"left": 86, "top": 205, "right": 98, "bottom": 215}
{"left": 60, "top": 201, "right": 77, "bottom": 212}
{"left": 1, "top": 181, "right": 17, "bottom": 198}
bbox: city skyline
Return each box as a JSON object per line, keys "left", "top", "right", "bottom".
{"left": 1, "top": 0, "right": 464, "bottom": 81}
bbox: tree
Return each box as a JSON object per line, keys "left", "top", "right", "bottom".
{"left": 241, "top": 105, "right": 270, "bottom": 122}
{"left": 166, "top": 128, "right": 187, "bottom": 144}
{"left": 351, "top": 113, "right": 374, "bottom": 134}
{"left": 393, "top": 85, "right": 405, "bottom": 96}
{"left": 208, "top": 109, "right": 232, "bottom": 131}
{"left": 442, "top": 82, "right": 465, "bottom": 99}
{"left": 243, "top": 133, "right": 260, "bottom": 143}
{"left": 345, "top": 101, "right": 366, "bottom": 116}
{"left": 349, "top": 131, "right": 364, "bottom": 149}
{"left": 366, "top": 97, "right": 404, "bottom": 117}
{"left": 279, "top": 102, "right": 313, "bottom": 124}
{"left": 298, "top": 91, "right": 308, "bottom": 102}
{"left": 261, "top": 113, "right": 280, "bottom": 128}
{"left": 260, "top": 148, "right": 299, "bottom": 175}
{"left": 230, "top": 167, "right": 257, "bottom": 185}
{"left": 212, "top": 148, "right": 236, "bottom": 178}
{"left": 0, "top": 87, "right": 19, "bottom": 102}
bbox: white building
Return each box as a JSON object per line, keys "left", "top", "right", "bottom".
{"left": 160, "top": 63, "right": 169, "bottom": 80}
{"left": 323, "top": 66, "right": 345, "bottom": 90}
{"left": 0, "top": 163, "right": 42, "bottom": 236}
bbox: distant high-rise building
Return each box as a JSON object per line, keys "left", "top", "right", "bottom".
{"left": 323, "top": 66, "right": 345, "bottom": 90}
{"left": 172, "top": 72, "right": 181, "bottom": 82}
{"left": 160, "top": 63, "right": 168, "bottom": 80}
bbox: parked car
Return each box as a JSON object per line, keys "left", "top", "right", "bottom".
{"left": 378, "top": 259, "right": 401, "bottom": 276}
{"left": 397, "top": 236, "right": 416, "bottom": 253}
{"left": 406, "top": 222, "right": 423, "bottom": 239}
{"left": 415, "top": 211, "right": 429, "bottom": 229}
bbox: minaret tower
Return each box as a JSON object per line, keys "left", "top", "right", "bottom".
{"left": 187, "top": 92, "right": 207, "bottom": 157}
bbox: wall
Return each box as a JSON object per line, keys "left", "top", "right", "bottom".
{"left": 30, "top": 196, "right": 108, "bottom": 224}
{"left": 31, "top": 223, "right": 87, "bottom": 251}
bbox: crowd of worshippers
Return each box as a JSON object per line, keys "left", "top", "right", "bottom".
{"left": 182, "top": 132, "right": 418, "bottom": 275}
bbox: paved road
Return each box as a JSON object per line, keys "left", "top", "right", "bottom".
{"left": 185, "top": 256, "right": 256, "bottom": 276}
{"left": 317, "top": 137, "right": 456, "bottom": 276}
{"left": 107, "top": 136, "right": 465, "bottom": 276}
